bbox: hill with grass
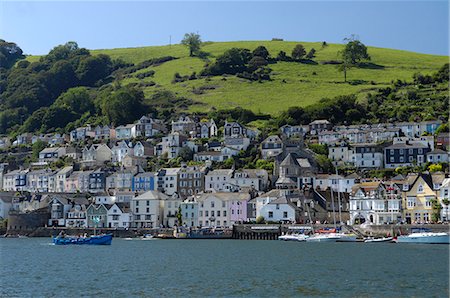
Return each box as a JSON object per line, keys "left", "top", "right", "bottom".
{"left": 1, "top": 40, "right": 447, "bottom": 136}
{"left": 89, "top": 41, "right": 447, "bottom": 114}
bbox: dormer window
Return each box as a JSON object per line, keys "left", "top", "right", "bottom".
{"left": 418, "top": 184, "right": 424, "bottom": 193}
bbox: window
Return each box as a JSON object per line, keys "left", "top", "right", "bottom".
{"left": 191, "top": 213, "right": 194, "bottom": 218}
{"left": 205, "top": 211, "right": 209, "bottom": 217}
{"left": 222, "top": 201, "right": 226, "bottom": 208}
{"left": 425, "top": 198, "right": 433, "bottom": 207}
{"left": 135, "top": 208, "right": 139, "bottom": 213}
{"left": 283, "top": 211, "right": 288, "bottom": 218}
{"left": 112, "top": 215, "right": 119, "bottom": 220}
{"left": 211, "top": 211, "right": 215, "bottom": 217}
{"left": 276, "top": 204, "right": 280, "bottom": 210}
{"left": 407, "top": 198, "right": 416, "bottom": 208}
{"left": 223, "top": 210, "right": 227, "bottom": 216}
{"left": 211, "top": 201, "right": 215, "bottom": 208}
{"left": 199, "top": 211, "right": 203, "bottom": 216}
{"left": 231, "top": 209, "right": 234, "bottom": 215}
{"left": 146, "top": 208, "right": 149, "bottom": 213}
{"left": 217, "top": 210, "right": 221, "bottom": 217}
{"left": 409, "top": 156, "right": 413, "bottom": 162}
{"left": 418, "top": 148, "right": 423, "bottom": 154}
{"left": 418, "top": 184, "right": 424, "bottom": 193}
{"left": 415, "top": 213, "right": 421, "bottom": 222}
{"left": 409, "top": 149, "right": 413, "bottom": 154}
{"left": 199, "top": 221, "right": 203, "bottom": 226}
{"left": 136, "top": 201, "right": 139, "bottom": 206}
{"left": 423, "top": 213, "right": 429, "bottom": 222}
{"left": 146, "top": 200, "right": 149, "bottom": 206}
{"left": 268, "top": 211, "right": 273, "bottom": 218}
{"left": 145, "top": 215, "right": 151, "bottom": 220}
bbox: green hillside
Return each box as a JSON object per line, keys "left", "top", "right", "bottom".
{"left": 26, "top": 41, "right": 447, "bottom": 115}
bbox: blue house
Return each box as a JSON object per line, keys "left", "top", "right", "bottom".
{"left": 132, "top": 172, "right": 155, "bottom": 192}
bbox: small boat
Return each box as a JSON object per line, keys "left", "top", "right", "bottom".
{"left": 306, "top": 233, "right": 341, "bottom": 242}
{"left": 394, "top": 229, "right": 449, "bottom": 244}
{"left": 279, "top": 233, "right": 309, "bottom": 242}
{"left": 364, "top": 237, "right": 394, "bottom": 243}
{"left": 140, "top": 234, "right": 154, "bottom": 240}
{"left": 336, "top": 233, "right": 358, "bottom": 242}
{"left": 53, "top": 234, "right": 113, "bottom": 245}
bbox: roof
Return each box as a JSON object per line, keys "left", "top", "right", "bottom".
{"left": 310, "top": 119, "right": 330, "bottom": 125}
{"left": 196, "top": 192, "right": 250, "bottom": 202}
{"left": 427, "top": 149, "right": 448, "bottom": 154}
{"left": 296, "top": 158, "right": 311, "bottom": 168}
{"left": 386, "top": 143, "right": 428, "bottom": 149}
{"left": 134, "top": 190, "right": 169, "bottom": 201}
{"left": 280, "top": 153, "right": 300, "bottom": 167}
{"left": 207, "top": 169, "right": 234, "bottom": 176}
{"left": 259, "top": 189, "right": 283, "bottom": 198}
{"left": 345, "top": 173, "right": 360, "bottom": 179}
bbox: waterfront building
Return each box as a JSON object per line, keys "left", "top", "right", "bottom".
{"left": 86, "top": 204, "right": 108, "bottom": 228}
{"left": 180, "top": 200, "right": 199, "bottom": 227}
{"left": 107, "top": 203, "right": 132, "bottom": 228}
{"left": 196, "top": 192, "right": 250, "bottom": 227}
{"left": 131, "top": 190, "right": 168, "bottom": 228}
{"left": 349, "top": 182, "right": 402, "bottom": 225}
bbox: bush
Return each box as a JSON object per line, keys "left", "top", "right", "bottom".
{"left": 256, "top": 216, "right": 265, "bottom": 224}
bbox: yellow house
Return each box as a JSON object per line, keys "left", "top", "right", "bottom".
{"left": 403, "top": 173, "right": 438, "bottom": 224}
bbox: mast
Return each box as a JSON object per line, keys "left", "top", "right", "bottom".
{"left": 336, "top": 168, "right": 342, "bottom": 224}
{"left": 330, "top": 184, "right": 336, "bottom": 228}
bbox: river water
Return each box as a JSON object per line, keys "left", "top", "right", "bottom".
{"left": 1, "top": 238, "right": 448, "bottom": 297}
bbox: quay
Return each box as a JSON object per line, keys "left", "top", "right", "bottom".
{"left": 4, "top": 224, "right": 449, "bottom": 239}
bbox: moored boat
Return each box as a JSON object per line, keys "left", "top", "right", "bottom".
{"left": 53, "top": 234, "right": 113, "bottom": 245}
{"left": 394, "top": 231, "right": 449, "bottom": 244}
{"left": 364, "top": 237, "right": 393, "bottom": 243}
{"left": 306, "top": 233, "right": 341, "bottom": 242}
{"left": 279, "top": 233, "right": 309, "bottom": 242}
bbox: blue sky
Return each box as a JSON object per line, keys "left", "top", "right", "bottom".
{"left": 1, "top": 0, "right": 448, "bottom": 55}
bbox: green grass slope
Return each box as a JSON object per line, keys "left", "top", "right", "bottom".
{"left": 30, "top": 41, "right": 449, "bottom": 115}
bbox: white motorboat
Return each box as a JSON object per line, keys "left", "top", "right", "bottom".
{"left": 279, "top": 233, "right": 309, "bottom": 242}
{"left": 336, "top": 233, "right": 358, "bottom": 242}
{"left": 395, "top": 231, "right": 449, "bottom": 244}
{"left": 140, "top": 234, "right": 155, "bottom": 240}
{"left": 364, "top": 237, "right": 393, "bottom": 243}
{"left": 305, "top": 233, "right": 341, "bottom": 242}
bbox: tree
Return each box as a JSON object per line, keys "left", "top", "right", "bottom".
{"left": 181, "top": 33, "right": 202, "bottom": 57}
{"left": 292, "top": 44, "right": 306, "bottom": 60}
{"left": 31, "top": 140, "right": 48, "bottom": 161}
{"left": 101, "top": 86, "right": 147, "bottom": 126}
{"left": 339, "top": 36, "right": 370, "bottom": 82}
{"left": 178, "top": 147, "right": 194, "bottom": 161}
{"left": 203, "top": 48, "right": 251, "bottom": 75}
{"left": 0, "top": 40, "right": 24, "bottom": 69}
{"left": 276, "top": 51, "right": 289, "bottom": 61}
{"left": 54, "top": 87, "right": 94, "bottom": 115}
{"left": 76, "top": 54, "right": 113, "bottom": 86}
{"left": 247, "top": 56, "right": 268, "bottom": 72}
{"left": 252, "top": 46, "right": 269, "bottom": 59}
{"left": 305, "top": 48, "right": 316, "bottom": 59}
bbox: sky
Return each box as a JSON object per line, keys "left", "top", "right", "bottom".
{"left": 1, "top": 0, "right": 449, "bottom": 56}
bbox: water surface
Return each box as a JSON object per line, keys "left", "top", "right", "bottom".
{"left": 1, "top": 238, "right": 448, "bottom": 297}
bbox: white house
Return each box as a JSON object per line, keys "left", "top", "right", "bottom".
{"left": 107, "top": 203, "right": 132, "bottom": 228}
{"left": 259, "top": 196, "right": 298, "bottom": 223}
{"left": 131, "top": 190, "right": 167, "bottom": 228}
{"left": 427, "top": 149, "right": 449, "bottom": 164}
{"left": 349, "top": 182, "right": 402, "bottom": 225}
{"left": 196, "top": 192, "right": 249, "bottom": 227}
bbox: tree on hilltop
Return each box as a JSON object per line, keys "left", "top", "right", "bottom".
{"left": 339, "top": 35, "right": 370, "bottom": 82}
{"left": 181, "top": 33, "right": 202, "bottom": 57}
{"left": 292, "top": 44, "right": 306, "bottom": 60}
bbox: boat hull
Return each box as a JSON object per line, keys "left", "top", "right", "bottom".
{"left": 53, "top": 234, "right": 113, "bottom": 245}
{"left": 395, "top": 233, "right": 449, "bottom": 244}
{"left": 364, "top": 237, "right": 393, "bottom": 243}
{"left": 306, "top": 234, "right": 341, "bottom": 242}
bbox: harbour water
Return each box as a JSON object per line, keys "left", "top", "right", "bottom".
{"left": 1, "top": 238, "right": 449, "bottom": 297}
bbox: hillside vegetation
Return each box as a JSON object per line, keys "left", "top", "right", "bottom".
{"left": 0, "top": 39, "right": 447, "bottom": 137}
{"left": 27, "top": 41, "right": 448, "bottom": 115}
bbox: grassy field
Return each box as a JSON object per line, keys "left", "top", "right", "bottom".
{"left": 28, "top": 41, "right": 449, "bottom": 115}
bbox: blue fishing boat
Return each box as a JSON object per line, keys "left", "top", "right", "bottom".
{"left": 53, "top": 234, "right": 113, "bottom": 245}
